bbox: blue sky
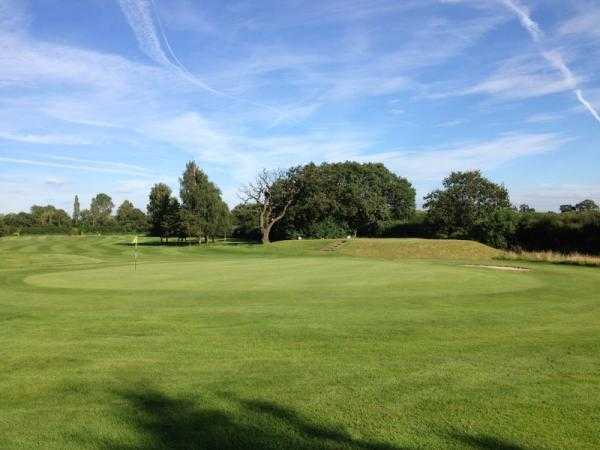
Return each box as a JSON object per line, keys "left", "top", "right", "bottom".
{"left": 1, "top": 0, "right": 599, "bottom": 213}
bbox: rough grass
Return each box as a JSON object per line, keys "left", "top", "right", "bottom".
{"left": 499, "top": 250, "right": 600, "bottom": 267}
{"left": 335, "top": 238, "right": 501, "bottom": 260}
{"left": 1, "top": 235, "right": 599, "bottom": 449}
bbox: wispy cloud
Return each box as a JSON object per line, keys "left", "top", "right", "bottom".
{"left": 147, "top": 111, "right": 568, "bottom": 192}
{"left": 0, "top": 155, "right": 153, "bottom": 177}
{"left": 559, "top": 6, "right": 600, "bottom": 38}
{"left": 44, "top": 176, "right": 68, "bottom": 188}
{"left": 436, "top": 119, "right": 467, "bottom": 128}
{"left": 362, "top": 132, "right": 568, "bottom": 180}
{"left": 498, "top": 0, "right": 600, "bottom": 124}
{"left": 459, "top": 53, "right": 578, "bottom": 100}
{"left": 526, "top": 112, "right": 564, "bottom": 124}
{"left": 0, "top": 131, "right": 91, "bottom": 146}
{"left": 157, "top": 0, "right": 213, "bottom": 33}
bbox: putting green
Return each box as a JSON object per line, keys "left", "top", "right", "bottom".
{"left": 25, "top": 258, "right": 541, "bottom": 294}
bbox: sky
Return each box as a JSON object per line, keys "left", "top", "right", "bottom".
{"left": 1, "top": 0, "right": 599, "bottom": 214}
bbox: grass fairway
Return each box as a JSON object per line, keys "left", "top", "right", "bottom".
{"left": 1, "top": 236, "right": 599, "bottom": 449}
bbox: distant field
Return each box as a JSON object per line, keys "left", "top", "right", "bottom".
{"left": 1, "top": 235, "right": 599, "bottom": 449}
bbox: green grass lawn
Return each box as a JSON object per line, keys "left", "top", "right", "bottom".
{"left": 1, "top": 235, "right": 599, "bottom": 449}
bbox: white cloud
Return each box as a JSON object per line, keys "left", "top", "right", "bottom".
{"left": 0, "top": 155, "right": 153, "bottom": 177}
{"left": 559, "top": 7, "right": 600, "bottom": 38}
{"left": 157, "top": 0, "right": 213, "bottom": 33}
{"left": 146, "top": 111, "right": 375, "bottom": 188}
{"left": 436, "top": 119, "right": 467, "bottom": 127}
{"left": 459, "top": 53, "right": 577, "bottom": 100}
{"left": 363, "top": 132, "right": 568, "bottom": 180}
{"left": 0, "top": 131, "right": 91, "bottom": 146}
{"left": 512, "top": 184, "right": 600, "bottom": 212}
{"left": 44, "top": 177, "right": 68, "bottom": 188}
{"left": 147, "top": 111, "right": 568, "bottom": 193}
{"left": 526, "top": 112, "right": 564, "bottom": 123}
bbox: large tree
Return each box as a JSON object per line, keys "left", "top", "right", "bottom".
{"left": 424, "top": 171, "right": 511, "bottom": 243}
{"left": 574, "top": 199, "right": 599, "bottom": 212}
{"left": 179, "top": 161, "right": 228, "bottom": 243}
{"left": 559, "top": 204, "right": 575, "bottom": 213}
{"left": 147, "top": 183, "right": 176, "bottom": 242}
{"left": 73, "top": 195, "right": 80, "bottom": 225}
{"left": 89, "top": 193, "right": 114, "bottom": 227}
{"left": 277, "top": 162, "right": 415, "bottom": 238}
{"left": 241, "top": 168, "right": 299, "bottom": 244}
{"left": 116, "top": 200, "right": 148, "bottom": 232}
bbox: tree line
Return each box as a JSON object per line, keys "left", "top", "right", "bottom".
{"left": 1, "top": 160, "right": 599, "bottom": 254}
{"left": 0, "top": 195, "right": 148, "bottom": 235}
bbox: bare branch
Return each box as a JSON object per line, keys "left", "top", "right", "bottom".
{"left": 239, "top": 168, "right": 298, "bottom": 243}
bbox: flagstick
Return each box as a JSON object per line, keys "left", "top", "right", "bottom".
{"left": 133, "top": 236, "right": 138, "bottom": 272}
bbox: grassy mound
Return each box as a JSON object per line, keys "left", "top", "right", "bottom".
{"left": 271, "top": 237, "right": 500, "bottom": 260}
{"left": 338, "top": 238, "right": 500, "bottom": 260}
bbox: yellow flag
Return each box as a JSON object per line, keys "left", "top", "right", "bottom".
{"left": 132, "top": 236, "right": 138, "bottom": 248}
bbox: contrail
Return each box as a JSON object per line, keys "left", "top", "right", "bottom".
{"left": 499, "top": 0, "right": 600, "bottom": 125}
{"left": 116, "top": 0, "right": 284, "bottom": 117}
{"left": 576, "top": 90, "right": 600, "bottom": 123}
{"left": 116, "top": 0, "right": 220, "bottom": 93}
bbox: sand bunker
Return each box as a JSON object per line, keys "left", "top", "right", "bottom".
{"left": 463, "top": 264, "right": 530, "bottom": 272}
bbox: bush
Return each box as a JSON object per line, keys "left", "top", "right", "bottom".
{"left": 471, "top": 208, "right": 518, "bottom": 249}
{"left": 306, "top": 218, "right": 351, "bottom": 239}
{"left": 374, "top": 212, "right": 433, "bottom": 238}
{"left": 514, "top": 211, "right": 600, "bottom": 255}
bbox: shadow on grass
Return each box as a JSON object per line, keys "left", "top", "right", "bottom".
{"left": 115, "top": 240, "right": 258, "bottom": 247}
{"left": 84, "top": 388, "right": 408, "bottom": 450}
{"left": 442, "top": 430, "right": 529, "bottom": 450}
{"left": 77, "top": 387, "right": 531, "bottom": 450}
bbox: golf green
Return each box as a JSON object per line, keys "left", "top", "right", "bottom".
{"left": 1, "top": 235, "right": 599, "bottom": 449}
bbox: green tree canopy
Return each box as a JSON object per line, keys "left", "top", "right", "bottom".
{"left": 232, "top": 203, "right": 262, "bottom": 241}
{"left": 179, "top": 161, "right": 229, "bottom": 242}
{"left": 30, "top": 205, "right": 70, "bottom": 227}
{"left": 116, "top": 200, "right": 148, "bottom": 233}
{"left": 424, "top": 171, "right": 511, "bottom": 244}
{"left": 89, "top": 193, "right": 114, "bottom": 226}
{"left": 147, "top": 183, "right": 175, "bottom": 241}
{"left": 574, "top": 199, "right": 599, "bottom": 212}
{"left": 276, "top": 162, "right": 415, "bottom": 238}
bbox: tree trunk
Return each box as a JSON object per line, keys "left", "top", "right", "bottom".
{"left": 261, "top": 224, "right": 272, "bottom": 244}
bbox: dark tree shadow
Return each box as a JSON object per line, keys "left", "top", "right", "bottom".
{"left": 80, "top": 388, "right": 410, "bottom": 450}
{"left": 441, "top": 429, "right": 531, "bottom": 450}
{"left": 74, "top": 387, "right": 533, "bottom": 450}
